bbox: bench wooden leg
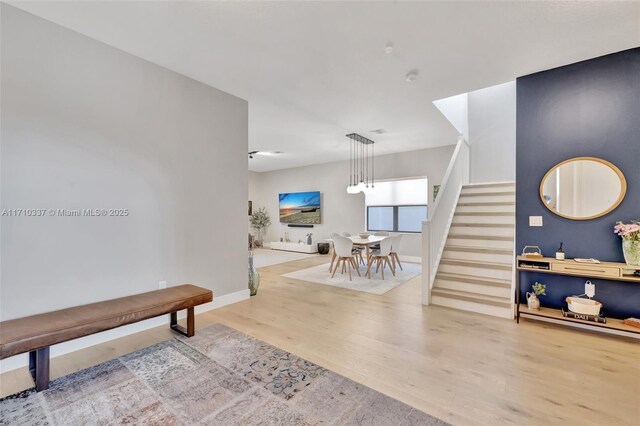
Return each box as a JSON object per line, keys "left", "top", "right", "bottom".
{"left": 29, "top": 347, "right": 50, "bottom": 392}
{"left": 170, "top": 307, "right": 195, "bottom": 337}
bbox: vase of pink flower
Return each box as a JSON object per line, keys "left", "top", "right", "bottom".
{"left": 614, "top": 220, "right": 640, "bottom": 266}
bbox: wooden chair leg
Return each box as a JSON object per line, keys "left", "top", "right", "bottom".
{"left": 376, "top": 258, "right": 381, "bottom": 273}
{"left": 394, "top": 253, "right": 403, "bottom": 271}
{"left": 352, "top": 258, "right": 362, "bottom": 276}
{"left": 366, "top": 256, "right": 374, "bottom": 278}
{"left": 387, "top": 256, "right": 396, "bottom": 276}
{"left": 332, "top": 258, "right": 340, "bottom": 278}
{"left": 329, "top": 251, "right": 336, "bottom": 272}
{"left": 347, "top": 259, "right": 352, "bottom": 281}
{"left": 381, "top": 259, "right": 385, "bottom": 280}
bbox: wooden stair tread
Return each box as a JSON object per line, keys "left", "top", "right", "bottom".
{"left": 453, "top": 211, "right": 514, "bottom": 217}
{"left": 462, "top": 182, "right": 515, "bottom": 189}
{"left": 447, "top": 234, "right": 513, "bottom": 241}
{"left": 459, "top": 191, "right": 516, "bottom": 197}
{"left": 435, "top": 272, "right": 511, "bottom": 288}
{"left": 457, "top": 202, "right": 515, "bottom": 207}
{"left": 440, "top": 258, "right": 512, "bottom": 270}
{"left": 431, "top": 288, "right": 512, "bottom": 308}
{"left": 450, "top": 223, "right": 515, "bottom": 228}
{"left": 444, "top": 245, "right": 513, "bottom": 255}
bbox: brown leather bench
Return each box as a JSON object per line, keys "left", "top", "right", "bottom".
{"left": 0, "top": 284, "right": 212, "bottom": 392}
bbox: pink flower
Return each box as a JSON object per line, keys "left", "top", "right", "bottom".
{"left": 615, "top": 220, "right": 640, "bottom": 241}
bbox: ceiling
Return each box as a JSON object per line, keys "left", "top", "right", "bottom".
{"left": 9, "top": 1, "right": 640, "bottom": 172}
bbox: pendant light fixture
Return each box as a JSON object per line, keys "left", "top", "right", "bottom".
{"left": 345, "top": 133, "right": 375, "bottom": 194}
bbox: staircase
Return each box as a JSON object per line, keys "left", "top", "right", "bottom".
{"left": 430, "top": 182, "right": 515, "bottom": 318}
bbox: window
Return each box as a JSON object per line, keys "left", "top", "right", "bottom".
{"left": 367, "top": 206, "right": 394, "bottom": 231}
{"left": 367, "top": 205, "right": 427, "bottom": 233}
{"left": 398, "top": 205, "right": 428, "bottom": 232}
{"left": 365, "top": 177, "right": 428, "bottom": 233}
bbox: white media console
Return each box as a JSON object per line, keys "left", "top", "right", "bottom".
{"left": 269, "top": 241, "right": 318, "bottom": 254}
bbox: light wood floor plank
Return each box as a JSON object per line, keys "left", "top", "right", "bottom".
{"left": 1, "top": 255, "right": 638, "bottom": 425}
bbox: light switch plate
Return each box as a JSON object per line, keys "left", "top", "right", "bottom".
{"left": 529, "top": 216, "right": 543, "bottom": 227}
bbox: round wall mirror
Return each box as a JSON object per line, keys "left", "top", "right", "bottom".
{"left": 539, "top": 157, "right": 626, "bottom": 220}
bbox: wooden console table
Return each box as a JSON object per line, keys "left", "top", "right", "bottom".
{"left": 515, "top": 256, "right": 639, "bottom": 338}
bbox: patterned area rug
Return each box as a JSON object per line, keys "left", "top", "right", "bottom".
{"left": 0, "top": 324, "right": 447, "bottom": 425}
{"left": 282, "top": 262, "right": 422, "bottom": 295}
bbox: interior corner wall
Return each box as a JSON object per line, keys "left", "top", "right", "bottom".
{"left": 248, "top": 145, "right": 455, "bottom": 259}
{"left": 1, "top": 5, "right": 248, "bottom": 369}
{"left": 516, "top": 47, "right": 640, "bottom": 319}
{"left": 467, "top": 81, "right": 516, "bottom": 183}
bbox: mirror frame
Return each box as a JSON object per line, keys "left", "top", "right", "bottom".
{"left": 539, "top": 156, "right": 627, "bottom": 221}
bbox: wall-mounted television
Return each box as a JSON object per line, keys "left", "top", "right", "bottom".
{"left": 279, "top": 191, "right": 321, "bottom": 224}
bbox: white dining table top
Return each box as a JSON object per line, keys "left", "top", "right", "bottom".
{"left": 325, "top": 235, "right": 387, "bottom": 245}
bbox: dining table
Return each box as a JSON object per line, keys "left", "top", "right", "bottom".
{"left": 326, "top": 235, "right": 387, "bottom": 272}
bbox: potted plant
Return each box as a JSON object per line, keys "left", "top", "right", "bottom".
{"left": 250, "top": 207, "right": 271, "bottom": 248}
{"left": 526, "top": 282, "right": 546, "bottom": 311}
{"left": 614, "top": 220, "right": 640, "bottom": 266}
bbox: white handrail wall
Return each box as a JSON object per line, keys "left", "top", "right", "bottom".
{"left": 422, "top": 136, "right": 469, "bottom": 304}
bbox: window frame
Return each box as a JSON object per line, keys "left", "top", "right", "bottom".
{"left": 366, "top": 204, "right": 428, "bottom": 234}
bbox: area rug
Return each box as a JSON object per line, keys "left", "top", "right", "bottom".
{"left": 252, "top": 248, "right": 318, "bottom": 269}
{"left": 282, "top": 262, "right": 422, "bottom": 295}
{"left": 0, "top": 324, "right": 446, "bottom": 425}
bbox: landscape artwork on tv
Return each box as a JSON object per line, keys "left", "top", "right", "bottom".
{"left": 279, "top": 191, "right": 321, "bottom": 224}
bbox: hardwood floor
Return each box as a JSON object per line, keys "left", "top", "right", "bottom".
{"left": 1, "top": 255, "right": 639, "bottom": 425}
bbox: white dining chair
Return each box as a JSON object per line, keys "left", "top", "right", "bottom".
{"left": 331, "top": 235, "right": 361, "bottom": 280}
{"left": 370, "top": 231, "right": 389, "bottom": 250}
{"left": 389, "top": 234, "right": 403, "bottom": 271}
{"left": 341, "top": 232, "right": 365, "bottom": 265}
{"left": 366, "top": 237, "right": 395, "bottom": 280}
{"left": 328, "top": 232, "right": 341, "bottom": 271}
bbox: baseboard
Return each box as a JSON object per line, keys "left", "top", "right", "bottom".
{"left": 399, "top": 255, "right": 422, "bottom": 264}
{"left": 0, "top": 288, "right": 250, "bottom": 374}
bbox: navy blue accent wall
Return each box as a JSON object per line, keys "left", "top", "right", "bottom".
{"left": 516, "top": 48, "right": 640, "bottom": 319}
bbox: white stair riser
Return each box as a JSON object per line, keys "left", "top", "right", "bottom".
{"left": 448, "top": 225, "right": 514, "bottom": 237}
{"left": 438, "top": 263, "right": 512, "bottom": 280}
{"left": 457, "top": 194, "right": 515, "bottom": 204}
{"left": 452, "top": 215, "right": 515, "bottom": 225}
{"left": 442, "top": 249, "right": 513, "bottom": 264}
{"left": 460, "top": 186, "right": 515, "bottom": 195}
{"left": 456, "top": 205, "right": 515, "bottom": 213}
{"left": 446, "top": 238, "right": 513, "bottom": 250}
{"left": 431, "top": 295, "right": 513, "bottom": 318}
{"left": 434, "top": 279, "right": 511, "bottom": 298}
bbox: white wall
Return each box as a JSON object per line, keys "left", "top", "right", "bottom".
{"left": 248, "top": 145, "right": 455, "bottom": 259}
{"left": 433, "top": 93, "right": 469, "bottom": 141}
{"left": 467, "top": 81, "right": 516, "bottom": 183}
{"left": 1, "top": 6, "right": 248, "bottom": 369}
